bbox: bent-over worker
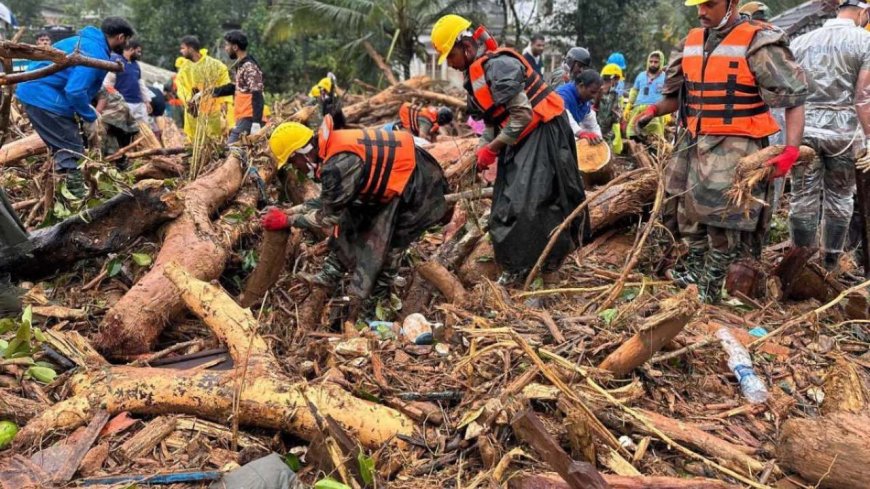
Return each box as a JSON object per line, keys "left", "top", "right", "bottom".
{"left": 386, "top": 103, "right": 454, "bottom": 143}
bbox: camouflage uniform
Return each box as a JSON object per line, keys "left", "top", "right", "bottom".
{"left": 788, "top": 19, "right": 870, "bottom": 268}
{"left": 292, "top": 147, "right": 449, "bottom": 302}
{"left": 663, "top": 20, "right": 808, "bottom": 301}
{"left": 596, "top": 88, "right": 621, "bottom": 139}
{"left": 96, "top": 88, "right": 139, "bottom": 158}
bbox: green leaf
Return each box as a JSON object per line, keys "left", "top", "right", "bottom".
{"left": 620, "top": 287, "right": 639, "bottom": 301}
{"left": 241, "top": 249, "right": 258, "bottom": 272}
{"left": 33, "top": 327, "right": 46, "bottom": 343}
{"left": 0, "top": 318, "right": 16, "bottom": 334}
{"left": 59, "top": 181, "right": 79, "bottom": 201}
{"left": 283, "top": 452, "right": 302, "bottom": 471}
{"left": 531, "top": 277, "right": 544, "bottom": 291}
{"left": 5, "top": 316, "right": 33, "bottom": 359}
{"left": 52, "top": 201, "right": 72, "bottom": 219}
{"left": 314, "top": 479, "right": 351, "bottom": 489}
{"left": 22, "top": 305, "right": 32, "bottom": 327}
{"left": 25, "top": 366, "right": 56, "bottom": 383}
{"left": 107, "top": 258, "right": 123, "bottom": 277}
{"left": 357, "top": 452, "right": 375, "bottom": 486}
{"left": 131, "top": 253, "right": 153, "bottom": 267}
{"left": 374, "top": 301, "right": 387, "bottom": 321}
{"left": 599, "top": 308, "right": 618, "bottom": 326}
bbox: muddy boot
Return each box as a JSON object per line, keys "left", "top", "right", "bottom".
{"left": 497, "top": 269, "right": 527, "bottom": 287}
{"left": 698, "top": 249, "right": 735, "bottom": 304}
{"left": 64, "top": 170, "right": 87, "bottom": 199}
{"left": 823, "top": 251, "right": 842, "bottom": 273}
{"left": 297, "top": 253, "right": 344, "bottom": 288}
{"left": 667, "top": 247, "right": 705, "bottom": 288}
{"left": 790, "top": 226, "right": 817, "bottom": 249}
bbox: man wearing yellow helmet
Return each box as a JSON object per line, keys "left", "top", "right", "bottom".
{"left": 635, "top": 0, "right": 808, "bottom": 302}
{"left": 597, "top": 64, "right": 624, "bottom": 144}
{"left": 305, "top": 72, "right": 344, "bottom": 131}
{"left": 262, "top": 116, "right": 448, "bottom": 324}
{"left": 789, "top": 0, "right": 870, "bottom": 272}
{"left": 431, "top": 14, "right": 588, "bottom": 286}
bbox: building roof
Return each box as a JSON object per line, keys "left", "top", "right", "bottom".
{"left": 770, "top": 0, "right": 837, "bottom": 37}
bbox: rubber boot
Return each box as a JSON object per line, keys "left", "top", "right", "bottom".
{"left": 298, "top": 253, "right": 344, "bottom": 288}
{"left": 65, "top": 170, "right": 87, "bottom": 199}
{"left": 371, "top": 248, "right": 404, "bottom": 301}
{"left": 823, "top": 251, "right": 841, "bottom": 272}
{"left": 790, "top": 226, "right": 817, "bottom": 248}
{"left": 698, "top": 249, "right": 736, "bottom": 304}
{"left": 667, "top": 247, "right": 706, "bottom": 288}
{"left": 497, "top": 269, "right": 528, "bottom": 287}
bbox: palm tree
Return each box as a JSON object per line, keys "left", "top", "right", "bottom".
{"left": 265, "top": 0, "right": 480, "bottom": 82}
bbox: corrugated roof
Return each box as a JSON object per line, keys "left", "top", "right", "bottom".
{"left": 770, "top": 0, "right": 837, "bottom": 37}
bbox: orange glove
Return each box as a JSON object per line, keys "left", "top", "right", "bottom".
{"left": 261, "top": 208, "right": 290, "bottom": 231}
{"left": 766, "top": 145, "right": 800, "bottom": 180}
{"left": 476, "top": 144, "right": 499, "bottom": 171}
{"left": 634, "top": 105, "right": 658, "bottom": 130}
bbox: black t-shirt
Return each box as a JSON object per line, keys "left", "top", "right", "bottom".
{"left": 148, "top": 87, "right": 166, "bottom": 117}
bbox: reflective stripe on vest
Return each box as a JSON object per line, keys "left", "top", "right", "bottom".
{"left": 681, "top": 22, "right": 780, "bottom": 138}
{"left": 321, "top": 127, "right": 417, "bottom": 203}
{"left": 399, "top": 103, "right": 438, "bottom": 136}
{"left": 466, "top": 48, "right": 565, "bottom": 142}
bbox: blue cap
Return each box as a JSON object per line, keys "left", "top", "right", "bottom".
{"left": 607, "top": 52, "right": 627, "bottom": 70}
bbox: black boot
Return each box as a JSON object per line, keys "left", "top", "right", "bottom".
{"left": 698, "top": 249, "right": 737, "bottom": 304}
{"left": 791, "top": 227, "right": 817, "bottom": 248}
{"left": 667, "top": 247, "right": 706, "bottom": 288}
{"left": 298, "top": 253, "right": 344, "bottom": 288}
{"left": 823, "top": 252, "right": 841, "bottom": 272}
{"left": 64, "top": 170, "right": 87, "bottom": 199}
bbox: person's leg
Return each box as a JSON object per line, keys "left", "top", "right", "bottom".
{"left": 698, "top": 226, "right": 741, "bottom": 303}
{"left": 23, "top": 104, "right": 85, "bottom": 196}
{"left": 228, "top": 118, "right": 253, "bottom": 145}
{"left": 788, "top": 154, "right": 823, "bottom": 248}
{"left": 126, "top": 102, "right": 149, "bottom": 124}
{"left": 668, "top": 200, "right": 708, "bottom": 288}
{"left": 820, "top": 153, "right": 857, "bottom": 270}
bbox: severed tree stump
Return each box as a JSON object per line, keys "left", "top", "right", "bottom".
{"left": 15, "top": 263, "right": 414, "bottom": 454}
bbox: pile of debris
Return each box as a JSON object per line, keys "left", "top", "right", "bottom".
{"left": 0, "top": 73, "right": 868, "bottom": 489}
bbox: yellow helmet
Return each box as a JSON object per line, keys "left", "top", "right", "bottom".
{"left": 601, "top": 63, "right": 623, "bottom": 79}
{"left": 270, "top": 122, "right": 315, "bottom": 169}
{"left": 431, "top": 14, "right": 472, "bottom": 65}
{"left": 308, "top": 76, "right": 334, "bottom": 98}
{"left": 685, "top": 0, "right": 710, "bottom": 5}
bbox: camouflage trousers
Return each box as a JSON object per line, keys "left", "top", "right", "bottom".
{"left": 789, "top": 152, "right": 856, "bottom": 254}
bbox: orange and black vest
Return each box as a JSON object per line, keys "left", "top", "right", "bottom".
{"left": 682, "top": 22, "right": 780, "bottom": 138}
{"left": 466, "top": 48, "right": 564, "bottom": 142}
{"left": 399, "top": 103, "right": 440, "bottom": 136}
{"left": 319, "top": 120, "right": 417, "bottom": 203}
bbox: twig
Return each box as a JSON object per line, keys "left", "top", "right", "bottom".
{"left": 649, "top": 336, "right": 716, "bottom": 364}
{"left": 128, "top": 339, "right": 204, "bottom": 367}
{"left": 524, "top": 168, "right": 653, "bottom": 290}
{"left": 749, "top": 276, "right": 870, "bottom": 349}
{"left": 445, "top": 186, "right": 493, "bottom": 204}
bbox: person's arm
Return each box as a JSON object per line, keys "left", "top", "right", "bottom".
{"left": 580, "top": 109, "right": 602, "bottom": 137}
{"left": 294, "top": 153, "right": 364, "bottom": 230}
{"left": 212, "top": 83, "right": 235, "bottom": 97}
{"left": 783, "top": 105, "right": 805, "bottom": 147}
{"left": 103, "top": 72, "right": 116, "bottom": 89}
{"left": 139, "top": 79, "right": 153, "bottom": 103}
{"left": 627, "top": 87, "right": 638, "bottom": 106}
{"left": 64, "top": 65, "right": 104, "bottom": 122}
{"left": 566, "top": 107, "right": 582, "bottom": 135}
{"left": 490, "top": 92, "right": 533, "bottom": 152}
{"left": 856, "top": 69, "right": 870, "bottom": 137}
{"left": 483, "top": 56, "right": 529, "bottom": 152}
{"left": 249, "top": 64, "right": 265, "bottom": 124}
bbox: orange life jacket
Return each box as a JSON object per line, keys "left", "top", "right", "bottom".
{"left": 681, "top": 21, "right": 780, "bottom": 138}
{"left": 233, "top": 57, "right": 262, "bottom": 121}
{"left": 399, "top": 103, "right": 440, "bottom": 136}
{"left": 319, "top": 119, "right": 417, "bottom": 203}
{"left": 466, "top": 48, "right": 564, "bottom": 142}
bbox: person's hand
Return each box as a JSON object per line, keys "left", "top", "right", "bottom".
{"left": 577, "top": 132, "right": 603, "bottom": 145}
{"left": 857, "top": 138, "right": 870, "bottom": 172}
{"left": 261, "top": 207, "right": 290, "bottom": 231}
{"left": 190, "top": 91, "right": 203, "bottom": 103}
{"left": 250, "top": 123, "right": 262, "bottom": 136}
{"left": 765, "top": 145, "right": 800, "bottom": 180}
{"left": 623, "top": 104, "right": 632, "bottom": 122}
{"left": 146, "top": 102, "right": 153, "bottom": 115}
{"left": 476, "top": 144, "right": 499, "bottom": 171}
{"left": 634, "top": 105, "right": 658, "bottom": 131}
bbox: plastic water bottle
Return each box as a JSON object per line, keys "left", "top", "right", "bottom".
{"left": 715, "top": 327, "right": 769, "bottom": 404}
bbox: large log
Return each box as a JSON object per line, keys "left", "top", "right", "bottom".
{"left": 598, "top": 286, "right": 699, "bottom": 375}
{"left": 778, "top": 413, "right": 870, "bottom": 489}
{"left": 509, "top": 472, "right": 740, "bottom": 489}
{"left": 95, "top": 154, "right": 248, "bottom": 355}
{"left": 0, "top": 179, "right": 183, "bottom": 280}
{"left": 342, "top": 77, "right": 434, "bottom": 123}
{"left": 239, "top": 229, "right": 295, "bottom": 308}
{"left": 16, "top": 264, "right": 414, "bottom": 453}
{"left": 589, "top": 170, "right": 658, "bottom": 232}
{"left": 774, "top": 247, "right": 870, "bottom": 319}
{"left": 0, "top": 133, "right": 47, "bottom": 166}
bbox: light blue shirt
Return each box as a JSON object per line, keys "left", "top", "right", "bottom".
{"left": 633, "top": 71, "right": 665, "bottom": 106}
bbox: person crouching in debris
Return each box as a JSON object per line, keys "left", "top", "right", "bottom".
{"left": 385, "top": 102, "right": 454, "bottom": 144}
{"left": 431, "top": 14, "right": 588, "bottom": 285}
{"left": 261, "top": 115, "right": 449, "bottom": 324}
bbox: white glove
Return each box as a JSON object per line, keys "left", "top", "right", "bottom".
{"left": 250, "top": 123, "right": 262, "bottom": 136}
{"left": 190, "top": 91, "right": 203, "bottom": 103}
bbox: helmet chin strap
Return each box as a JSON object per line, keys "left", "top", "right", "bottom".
{"left": 714, "top": 0, "right": 734, "bottom": 30}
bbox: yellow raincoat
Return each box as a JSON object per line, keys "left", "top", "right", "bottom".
{"left": 175, "top": 49, "right": 234, "bottom": 141}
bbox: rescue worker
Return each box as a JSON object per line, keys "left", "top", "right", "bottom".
{"left": 94, "top": 86, "right": 140, "bottom": 168}
{"left": 557, "top": 69, "right": 604, "bottom": 143}
{"left": 547, "top": 46, "right": 592, "bottom": 89}
{"left": 635, "top": 0, "right": 808, "bottom": 302}
{"left": 212, "top": 30, "right": 265, "bottom": 144}
{"left": 739, "top": 1, "right": 770, "bottom": 21}
{"left": 431, "top": 14, "right": 588, "bottom": 285}
{"left": 625, "top": 51, "right": 667, "bottom": 142}
{"left": 306, "top": 73, "right": 344, "bottom": 130}
{"left": 261, "top": 116, "right": 449, "bottom": 322}
{"left": 607, "top": 52, "right": 628, "bottom": 96}
{"left": 597, "top": 63, "right": 624, "bottom": 144}
{"left": 522, "top": 33, "right": 546, "bottom": 75}
{"left": 386, "top": 102, "right": 454, "bottom": 143}
{"left": 103, "top": 38, "right": 153, "bottom": 123}
{"left": 176, "top": 35, "right": 233, "bottom": 142}
{"left": 789, "top": 0, "right": 870, "bottom": 271}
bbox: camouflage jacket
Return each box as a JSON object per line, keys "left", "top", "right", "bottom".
{"left": 98, "top": 88, "right": 139, "bottom": 133}
{"left": 596, "top": 89, "right": 621, "bottom": 135}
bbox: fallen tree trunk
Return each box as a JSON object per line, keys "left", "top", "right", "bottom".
{"left": 417, "top": 261, "right": 467, "bottom": 304}
{"left": 342, "top": 77, "right": 434, "bottom": 123}
{"left": 16, "top": 263, "right": 415, "bottom": 453}
{"left": 778, "top": 412, "right": 870, "bottom": 489}
{"left": 588, "top": 170, "right": 658, "bottom": 232}
{"left": 239, "top": 228, "right": 294, "bottom": 308}
{"left": 0, "top": 133, "right": 47, "bottom": 166}
{"left": 132, "top": 157, "right": 185, "bottom": 180}
{"left": 0, "top": 389, "right": 47, "bottom": 425}
{"left": 0, "top": 179, "right": 183, "bottom": 280}
{"left": 599, "top": 286, "right": 699, "bottom": 376}
{"left": 509, "top": 472, "right": 740, "bottom": 489}
{"left": 0, "top": 42, "right": 122, "bottom": 85}
{"left": 95, "top": 154, "right": 248, "bottom": 355}
{"left": 127, "top": 147, "right": 188, "bottom": 159}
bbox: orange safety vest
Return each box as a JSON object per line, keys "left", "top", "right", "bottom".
{"left": 233, "top": 57, "right": 262, "bottom": 121}
{"left": 466, "top": 48, "right": 564, "bottom": 142}
{"left": 319, "top": 120, "right": 417, "bottom": 203}
{"left": 399, "top": 103, "right": 440, "bottom": 136}
{"left": 682, "top": 22, "right": 780, "bottom": 138}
